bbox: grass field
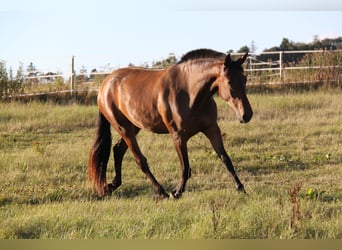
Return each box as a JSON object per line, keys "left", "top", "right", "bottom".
{"left": 0, "top": 90, "right": 341, "bottom": 239}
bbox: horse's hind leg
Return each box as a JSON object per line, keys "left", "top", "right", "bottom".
{"left": 123, "top": 133, "right": 169, "bottom": 199}
{"left": 107, "top": 128, "right": 141, "bottom": 195}
{"left": 106, "top": 138, "right": 128, "bottom": 194}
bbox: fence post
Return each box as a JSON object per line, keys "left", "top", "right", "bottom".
{"left": 279, "top": 51, "right": 283, "bottom": 81}
{"left": 249, "top": 54, "right": 253, "bottom": 82}
{"left": 71, "top": 56, "right": 75, "bottom": 96}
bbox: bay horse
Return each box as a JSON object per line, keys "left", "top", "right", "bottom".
{"left": 88, "top": 49, "right": 253, "bottom": 198}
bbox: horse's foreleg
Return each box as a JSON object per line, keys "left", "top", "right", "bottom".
{"left": 171, "top": 134, "right": 191, "bottom": 199}
{"left": 204, "top": 124, "right": 245, "bottom": 192}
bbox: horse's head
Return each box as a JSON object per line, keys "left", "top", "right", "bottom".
{"left": 218, "top": 52, "right": 253, "bottom": 123}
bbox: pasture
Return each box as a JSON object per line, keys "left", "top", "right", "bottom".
{"left": 0, "top": 90, "right": 341, "bottom": 239}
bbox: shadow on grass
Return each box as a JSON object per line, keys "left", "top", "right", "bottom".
{"left": 110, "top": 183, "right": 154, "bottom": 199}
{"left": 108, "top": 182, "right": 213, "bottom": 200}
{"left": 241, "top": 159, "right": 310, "bottom": 176}
{"left": 7, "top": 222, "right": 44, "bottom": 239}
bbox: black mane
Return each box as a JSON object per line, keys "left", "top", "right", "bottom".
{"left": 178, "top": 49, "right": 226, "bottom": 64}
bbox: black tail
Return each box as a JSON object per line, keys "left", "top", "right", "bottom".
{"left": 88, "top": 111, "right": 112, "bottom": 196}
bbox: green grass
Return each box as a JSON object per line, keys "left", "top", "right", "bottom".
{"left": 0, "top": 90, "right": 341, "bottom": 239}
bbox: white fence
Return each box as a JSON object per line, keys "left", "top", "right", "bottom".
{"left": 232, "top": 50, "right": 342, "bottom": 84}
{"left": 5, "top": 49, "right": 342, "bottom": 99}
{"left": 71, "top": 50, "right": 342, "bottom": 87}
{"left": 23, "top": 49, "right": 342, "bottom": 86}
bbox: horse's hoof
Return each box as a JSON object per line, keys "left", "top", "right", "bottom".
{"left": 237, "top": 185, "right": 247, "bottom": 195}
{"left": 104, "top": 184, "right": 114, "bottom": 196}
{"left": 153, "top": 192, "right": 169, "bottom": 201}
{"left": 111, "top": 180, "right": 122, "bottom": 191}
{"left": 170, "top": 190, "right": 182, "bottom": 199}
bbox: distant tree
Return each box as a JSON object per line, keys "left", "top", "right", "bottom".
{"left": 0, "top": 61, "right": 24, "bottom": 99}
{"left": 100, "top": 63, "right": 112, "bottom": 73}
{"left": 89, "top": 68, "right": 97, "bottom": 81}
{"left": 16, "top": 63, "right": 24, "bottom": 82}
{"left": 279, "top": 38, "right": 294, "bottom": 51}
{"left": 26, "top": 62, "right": 37, "bottom": 75}
{"left": 237, "top": 45, "right": 250, "bottom": 53}
{"left": 0, "top": 61, "right": 9, "bottom": 98}
{"left": 80, "top": 65, "right": 87, "bottom": 75}
{"left": 152, "top": 53, "right": 177, "bottom": 69}
{"left": 12, "top": 63, "right": 24, "bottom": 94}
{"left": 250, "top": 40, "right": 257, "bottom": 53}
{"left": 77, "top": 65, "right": 88, "bottom": 83}
{"left": 140, "top": 62, "right": 150, "bottom": 68}
{"left": 88, "top": 67, "right": 108, "bottom": 85}
{"left": 26, "top": 62, "right": 39, "bottom": 85}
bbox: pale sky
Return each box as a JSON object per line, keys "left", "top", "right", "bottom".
{"left": 1, "top": 0, "right": 341, "bottom": 76}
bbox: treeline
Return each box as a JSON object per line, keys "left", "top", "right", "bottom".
{"left": 150, "top": 37, "right": 342, "bottom": 69}
{"left": 237, "top": 36, "right": 342, "bottom": 53}
{"left": 238, "top": 36, "right": 342, "bottom": 64}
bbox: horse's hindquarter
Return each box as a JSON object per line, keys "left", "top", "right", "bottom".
{"left": 101, "top": 67, "right": 170, "bottom": 133}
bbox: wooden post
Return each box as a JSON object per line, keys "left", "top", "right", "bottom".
{"left": 71, "top": 56, "right": 75, "bottom": 96}
{"left": 249, "top": 54, "right": 253, "bottom": 82}
{"left": 279, "top": 51, "right": 283, "bottom": 81}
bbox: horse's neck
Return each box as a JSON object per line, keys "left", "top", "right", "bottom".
{"left": 183, "top": 61, "right": 223, "bottom": 106}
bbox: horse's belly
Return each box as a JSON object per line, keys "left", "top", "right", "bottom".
{"left": 139, "top": 117, "right": 169, "bottom": 134}
{"left": 126, "top": 107, "right": 169, "bottom": 134}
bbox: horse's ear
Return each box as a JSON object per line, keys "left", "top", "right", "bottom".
{"left": 224, "top": 54, "right": 232, "bottom": 67}
{"left": 239, "top": 52, "right": 248, "bottom": 65}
